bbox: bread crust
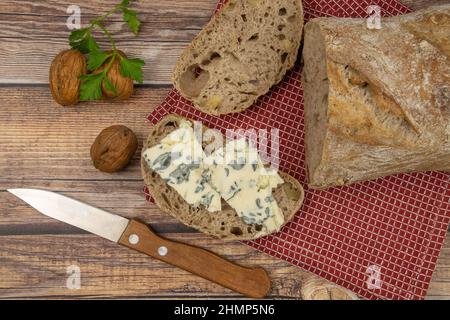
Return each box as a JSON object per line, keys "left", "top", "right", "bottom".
{"left": 303, "top": 5, "right": 450, "bottom": 189}
{"left": 172, "top": 0, "right": 304, "bottom": 115}
{"left": 142, "top": 115, "right": 305, "bottom": 240}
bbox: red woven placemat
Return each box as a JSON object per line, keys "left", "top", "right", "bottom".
{"left": 145, "top": 0, "right": 450, "bottom": 300}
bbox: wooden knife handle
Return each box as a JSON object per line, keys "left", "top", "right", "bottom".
{"left": 118, "top": 220, "right": 271, "bottom": 298}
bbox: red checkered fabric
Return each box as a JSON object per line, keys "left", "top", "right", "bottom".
{"left": 145, "top": 0, "right": 450, "bottom": 300}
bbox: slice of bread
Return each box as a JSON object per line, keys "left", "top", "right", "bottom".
{"left": 142, "top": 115, "right": 305, "bottom": 240}
{"left": 172, "top": 0, "right": 304, "bottom": 115}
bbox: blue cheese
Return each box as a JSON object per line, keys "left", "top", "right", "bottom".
{"left": 143, "top": 121, "right": 221, "bottom": 213}
{"left": 207, "top": 139, "right": 285, "bottom": 233}
{"left": 144, "top": 125, "right": 286, "bottom": 233}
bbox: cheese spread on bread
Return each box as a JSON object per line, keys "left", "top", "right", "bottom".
{"left": 207, "top": 139, "right": 285, "bottom": 233}
{"left": 143, "top": 121, "right": 221, "bottom": 213}
{"left": 144, "top": 122, "right": 285, "bottom": 232}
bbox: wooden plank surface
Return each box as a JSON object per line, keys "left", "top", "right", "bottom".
{"left": 0, "top": 0, "right": 449, "bottom": 300}
{"left": 0, "top": 0, "right": 448, "bottom": 85}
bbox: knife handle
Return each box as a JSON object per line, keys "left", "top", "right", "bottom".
{"left": 118, "top": 220, "right": 271, "bottom": 298}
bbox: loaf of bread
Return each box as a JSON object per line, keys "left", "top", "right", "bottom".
{"left": 172, "top": 0, "right": 304, "bottom": 115}
{"left": 142, "top": 115, "right": 305, "bottom": 240}
{"left": 302, "top": 5, "right": 450, "bottom": 189}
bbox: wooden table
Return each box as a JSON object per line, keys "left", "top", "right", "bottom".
{"left": 0, "top": 0, "right": 449, "bottom": 300}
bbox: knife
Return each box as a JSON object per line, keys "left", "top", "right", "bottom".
{"left": 7, "top": 188, "right": 271, "bottom": 298}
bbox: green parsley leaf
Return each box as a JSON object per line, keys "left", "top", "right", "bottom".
{"left": 87, "top": 50, "right": 111, "bottom": 71}
{"left": 122, "top": 8, "right": 141, "bottom": 35}
{"left": 87, "top": 36, "right": 100, "bottom": 52}
{"left": 69, "top": 28, "right": 89, "bottom": 41}
{"left": 119, "top": 57, "right": 145, "bottom": 83}
{"left": 69, "top": 28, "right": 92, "bottom": 54}
{"left": 103, "top": 76, "right": 118, "bottom": 95}
{"left": 79, "top": 73, "right": 105, "bottom": 101}
{"left": 67, "top": 1, "right": 144, "bottom": 102}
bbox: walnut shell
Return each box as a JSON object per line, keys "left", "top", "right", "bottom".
{"left": 90, "top": 125, "right": 138, "bottom": 173}
{"left": 49, "top": 49, "right": 86, "bottom": 106}
{"left": 94, "top": 50, "right": 134, "bottom": 100}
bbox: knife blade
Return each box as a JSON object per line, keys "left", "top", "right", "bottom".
{"left": 8, "top": 188, "right": 271, "bottom": 298}
{"left": 8, "top": 189, "right": 129, "bottom": 242}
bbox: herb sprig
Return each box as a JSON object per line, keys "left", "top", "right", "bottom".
{"left": 69, "top": 0, "right": 145, "bottom": 101}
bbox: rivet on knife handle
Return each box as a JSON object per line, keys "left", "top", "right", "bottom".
{"left": 118, "top": 220, "right": 271, "bottom": 299}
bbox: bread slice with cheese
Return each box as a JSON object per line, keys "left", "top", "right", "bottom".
{"left": 142, "top": 115, "right": 305, "bottom": 240}
{"left": 172, "top": 0, "right": 304, "bottom": 115}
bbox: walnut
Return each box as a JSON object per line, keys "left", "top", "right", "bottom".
{"left": 49, "top": 49, "right": 86, "bottom": 106}
{"left": 94, "top": 50, "right": 134, "bottom": 100}
{"left": 90, "top": 125, "right": 138, "bottom": 173}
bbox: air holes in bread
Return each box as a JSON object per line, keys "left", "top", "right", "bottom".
{"left": 283, "top": 183, "right": 302, "bottom": 202}
{"left": 279, "top": 8, "right": 287, "bottom": 16}
{"left": 161, "top": 193, "right": 170, "bottom": 207}
{"left": 230, "top": 227, "right": 243, "bottom": 236}
{"left": 164, "top": 121, "right": 178, "bottom": 131}
{"left": 249, "top": 33, "right": 259, "bottom": 41}
{"left": 281, "top": 52, "right": 289, "bottom": 63}
{"left": 201, "top": 52, "right": 222, "bottom": 66}
{"left": 241, "top": 14, "right": 247, "bottom": 22}
{"left": 179, "top": 64, "right": 210, "bottom": 98}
